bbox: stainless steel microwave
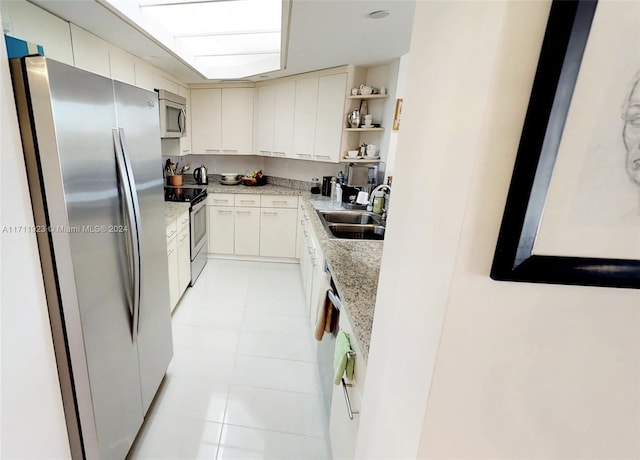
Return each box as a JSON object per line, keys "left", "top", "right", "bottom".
{"left": 156, "top": 89, "right": 186, "bottom": 138}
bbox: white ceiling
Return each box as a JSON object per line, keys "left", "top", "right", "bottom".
{"left": 29, "top": 0, "right": 415, "bottom": 84}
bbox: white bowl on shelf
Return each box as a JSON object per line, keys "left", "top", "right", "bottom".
{"left": 347, "top": 150, "right": 359, "bottom": 158}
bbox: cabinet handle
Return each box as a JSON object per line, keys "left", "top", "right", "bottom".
{"left": 341, "top": 378, "right": 359, "bottom": 420}
{"left": 166, "top": 229, "right": 177, "bottom": 237}
{"left": 179, "top": 234, "right": 187, "bottom": 242}
{"left": 239, "top": 200, "right": 256, "bottom": 204}
{"left": 167, "top": 248, "right": 175, "bottom": 256}
{"left": 205, "top": 149, "right": 220, "bottom": 152}
{"left": 262, "top": 211, "right": 278, "bottom": 215}
{"left": 222, "top": 149, "right": 238, "bottom": 153}
{"left": 315, "top": 155, "right": 331, "bottom": 160}
{"left": 182, "top": 149, "right": 191, "bottom": 153}
{"left": 271, "top": 200, "right": 288, "bottom": 204}
{"left": 237, "top": 210, "right": 251, "bottom": 214}
{"left": 219, "top": 210, "right": 233, "bottom": 214}
{"left": 296, "top": 153, "right": 312, "bottom": 158}
{"left": 213, "top": 199, "right": 229, "bottom": 203}
{"left": 273, "top": 151, "right": 286, "bottom": 156}
{"left": 259, "top": 150, "right": 272, "bottom": 155}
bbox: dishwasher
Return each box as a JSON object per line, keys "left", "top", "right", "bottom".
{"left": 317, "top": 264, "right": 341, "bottom": 427}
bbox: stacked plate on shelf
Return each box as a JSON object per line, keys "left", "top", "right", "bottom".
{"left": 220, "top": 173, "right": 240, "bottom": 185}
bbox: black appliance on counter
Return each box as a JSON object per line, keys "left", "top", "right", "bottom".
{"left": 164, "top": 186, "right": 208, "bottom": 285}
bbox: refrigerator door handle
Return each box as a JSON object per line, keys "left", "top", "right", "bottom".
{"left": 113, "top": 128, "right": 141, "bottom": 340}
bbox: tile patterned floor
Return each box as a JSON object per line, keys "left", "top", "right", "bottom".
{"left": 128, "top": 259, "right": 331, "bottom": 460}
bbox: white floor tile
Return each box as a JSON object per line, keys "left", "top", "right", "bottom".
{"left": 237, "top": 331, "right": 316, "bottom": 362}
{"left": 172, "top": 323, "right": 240, "bottom": 353}
{"left": 173, "top": 304, "right": 244, "bottom": 331}
{"left": 242, "top": 311, "right": 311, "bottom": 337}
{"left": 244, "top": 293, "right": 307, "bottom": 317}
{"left": 232, "top": 355, "right": 323, "bottom": 394}
{"left": 128, "top": 412, "right": 221, "bottom": 460}
{"left": 224, "top": 385, "right": 326, "bottom": 438}
{"left": 217, "top": 424, "right": 330, "bottom": 460}
{"left": 167, "top": 348, "right": 236, "bottom": 383}
{"left": 153, "top": 375, "right": 229, "bottom": 423}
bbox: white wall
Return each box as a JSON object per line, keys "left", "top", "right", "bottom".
{"left": 0, "top": 10, "right": 71, "bottom": 457}
{"left": 357, "top": 1, "right": 640, "bottom": 459}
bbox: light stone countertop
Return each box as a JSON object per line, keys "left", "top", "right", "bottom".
{"left": 206, "top": 182, "right": 304, "bottom": 196}
{"left": 164, "top": 202, "right": 190, "bottom": 227}
{"left": 303, "top": 197, "right": 383, "bottom": 363}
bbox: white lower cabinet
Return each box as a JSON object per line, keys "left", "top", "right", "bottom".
{"left": 234, "top": 207, "right": 260, "bottom": 256}
{"left": 208, "top": 206, "right": 234, "bottom": 254}
{"left": 166, "top": 235, "right": 179, "bottom": 310}
{"left": 330, "top": 309, "right": 367, "bottom": 460}
{"left": 166, "top": 210, "right": 190, "bottom": 312}
{"left": 207, "top": 193, "right": 299, "bottom": 258}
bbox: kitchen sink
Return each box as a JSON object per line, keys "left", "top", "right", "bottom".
{"left": 316, "top": 209, "right": 385, "bottom": 240}
{"left": 317, "top": 210, "right": 384, "bottom": 225}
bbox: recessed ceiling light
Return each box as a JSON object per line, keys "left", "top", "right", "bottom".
{"left": 368, "top": 10, "right": 390, "bottom": 19}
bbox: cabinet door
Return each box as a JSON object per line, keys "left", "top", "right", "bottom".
{"left": 191, "top": 88, "right": 222, "bottom": 154}
{"left": 314, "top": 73, "right": 347, "bottom": 163}
{"left": 6, "top": 0, "right": 74, "bottom": 65}
{"left": 292, "top": 77, "right": 318, "bottom": 161}
{"left": 221, "top": 88, "right": 254, "bottom": 154}
{"left": 70, "top": 24, "right": 110, "bottom": 77}
{"left": 273, "top": 80, "right": 295, "bottom": 158}
{"left": 256, "top": 85, "right": 275, "bottom": 156}
{"left": 234, "top": 208, "right": 260, "bottom": 255}
{"left": 109, "top": 46, "right": 136, "bottom": 86}
{"left": 260, "top": 208, "right": 297, "bottom": 258}
{"left": 179, "top": 86, "right": 192, "bottom": 155}
{"left": 177, "top": 226, "right": 191, "bottom": 294}
{"left": 167, "top": 237, "right": 179, "bottom": 311}
{"left": 134, "top": 59, "right": 155, "bottom": 92}
{"left": 208, "top": 206, "right": 234, "bottom": 254}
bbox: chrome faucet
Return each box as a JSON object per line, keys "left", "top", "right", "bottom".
{"left": 369, "top": 184, "right": 391, "bottom": 219}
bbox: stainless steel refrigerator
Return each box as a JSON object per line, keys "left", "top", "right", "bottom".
{"left": 10, "top": 56, "right": 173, "bottom": 459}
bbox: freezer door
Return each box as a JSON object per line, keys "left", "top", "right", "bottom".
{"left": 113, "top": 81, "right": 173, "bottom": 413}
{"left": 16, "top": 57, "right": 144, "bottom": 459}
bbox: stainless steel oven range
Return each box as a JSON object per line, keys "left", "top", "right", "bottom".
{"left": 165, "top": 186, "right": 208, "bottom": 285}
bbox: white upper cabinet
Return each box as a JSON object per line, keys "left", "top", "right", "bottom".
{"left": 273, "top": 80, "right": 296, "bottom": 158}
{"left": 4, "top": 0, "right": 74, "bottom": 66}
{"left": 154, "top": 74, "right": 180, "bottom": 94}
{"left": 70, "top": 24, "right": 110, "bottom": 78}
{"left": 221, "top": 88, "right": 254, "bottom": 154}
{"left": 108, "top": 46, "right": 136, "bottom": 86}
{"left": 314, "top": 73, "right": 347, "bottom": 163}
{"left": 191, "top": 87, "right": 254, "bottom": 155}
{"left": 256, "top": 84, "right": 275, "bottom": 155}
{"left": 134, "top": 59, "right": 156, "bottom": 92}
{"left": 292, "top": 77, "right": 319, "bottom": 161}
{"left": 191, "top": 88, "right": 223, "bottom": 154}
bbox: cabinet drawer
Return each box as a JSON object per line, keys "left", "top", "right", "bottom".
{"left": 166, "top": 220, "right": 178, "bottom": 241}
{"left": 177, "top": 211, "right": 190, "bottom": 231}
{"left": 235, "top": 194, "right": 261, "bottom": 207}
{"left": 260, "top": 195, "right": 298, "bottom": 208}
{"left": 207, "top": 194, "right": 235, "bottom": 206}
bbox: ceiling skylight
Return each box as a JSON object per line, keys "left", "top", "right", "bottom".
{"left": 102, "top": 0, "right": 283, "bottom": 79}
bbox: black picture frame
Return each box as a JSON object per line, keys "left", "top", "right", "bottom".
{"left": 490, "top": 0, "right": 640, "bottom": 290}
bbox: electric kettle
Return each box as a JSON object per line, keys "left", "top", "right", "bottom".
{"left": 193, "top": 165, "right": 208, "bottom": 185}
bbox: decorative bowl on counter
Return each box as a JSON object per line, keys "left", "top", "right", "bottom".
{"left": 241, "top": 176, "right": 266, "bottom": 186}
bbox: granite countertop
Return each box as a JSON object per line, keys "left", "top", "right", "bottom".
{"left": 164, "top": 202, "right": 190, "bottom": 226}
{"left": 207, "top": 181, "right": 304, "bottom": 196}
{"left": 303, "top": 197, "right": 383, "bottom": 363}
